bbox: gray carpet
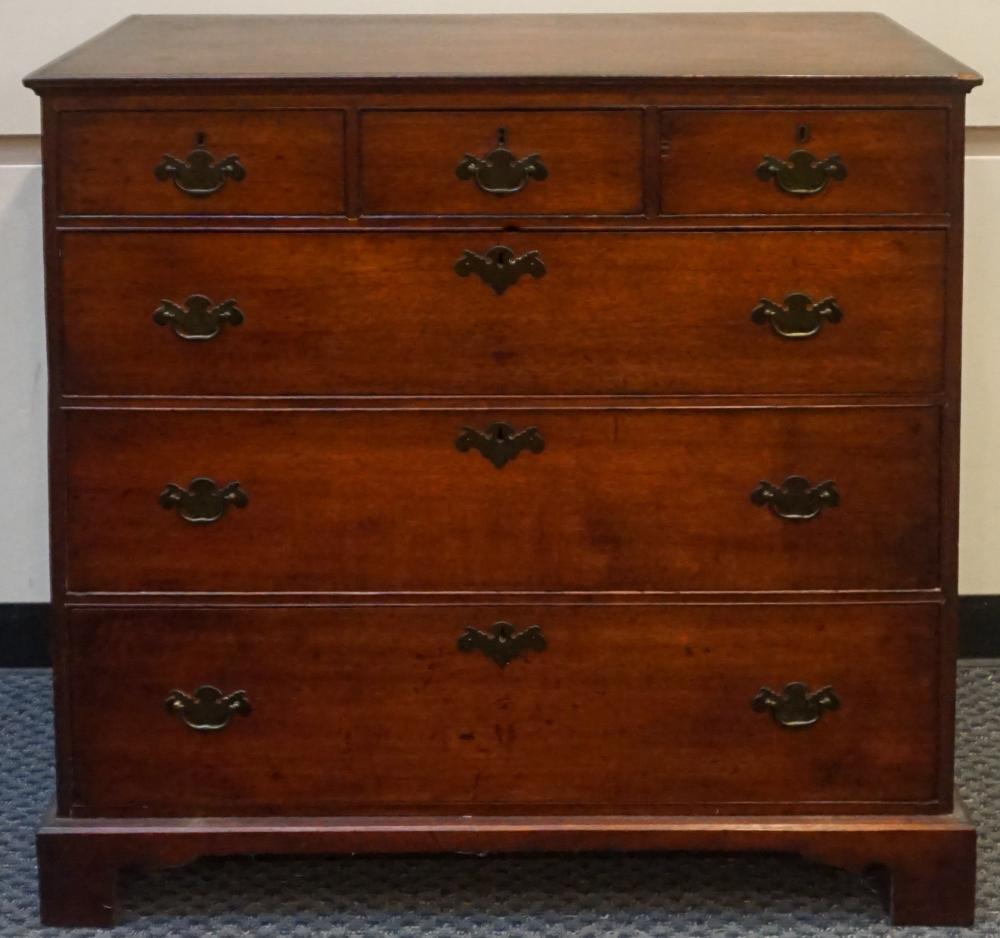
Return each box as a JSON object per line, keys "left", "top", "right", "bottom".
{"left": 1, "top": 665, "right": 998, "bottom": 936}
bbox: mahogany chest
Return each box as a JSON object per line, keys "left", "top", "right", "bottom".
{"left": 24, "top": 13, "right": 981, "bottom": 927}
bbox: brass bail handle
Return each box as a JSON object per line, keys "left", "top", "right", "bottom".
{"left": 455, "top": 126, "right": 548, "bottom": 195}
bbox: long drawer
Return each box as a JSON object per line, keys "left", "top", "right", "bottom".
{"left": 64, "top": 406, "right": 939, "bottom": 594}
{"left": 65, "top": 602, "right": 942, "bottom": 816}
{"left": 60, "top": 230, "right": 946, "bottom": 397}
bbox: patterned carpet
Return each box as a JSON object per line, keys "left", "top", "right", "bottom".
{"left": 1, "top": 665, "right": 998, "bottom": 936}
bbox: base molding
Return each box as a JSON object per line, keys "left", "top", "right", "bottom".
{"left": 36, "top": 800, "right": 977, "bottom": 928}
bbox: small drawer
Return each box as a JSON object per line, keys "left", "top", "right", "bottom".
{"left": 65, "top": 602, "right": 942, "bottom": 816}
{"left": 660, "top": 108, "right": 948, "bottom": 215}
{"left": 360, "top": 109, "right": 643, "bottom": 215}
{"left": 59, "top": 229, "right": 945, "bottom": 397}
{"left": 58, "top": 110, "right": 346, "bottom": 215}
{"left": 64, "top": 406, "right": 940, "bottom": 594}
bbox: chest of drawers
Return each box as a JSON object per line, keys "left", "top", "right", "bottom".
{"left": 25, "top": 13, "right": 981, "bottom": 927}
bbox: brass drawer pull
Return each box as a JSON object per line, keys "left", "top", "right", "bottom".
{"left": 756, "top": 149, "right": 847, "bottom": 196}
{"left": 752, "top": 682, "right": 840, "bottom": 729}
{"left": 458, "top": 621, "right": 547, "bottom": 667}
{"left": 454, "top": 245, "right": 546, "bottom": 295}
{"left": 455, "top": 421, "right": 544, "bottom": 469}
{"left": 153, "top": 294, "right": 244, "bottom": 340}
{"left": 751, "top": 293, "right": 842, "bottom": 340}
{"left": 165, "top": 685, "right": 251, "bottom": 731}
{"left": 455, "top": 127, "right": 548, "bottom": 195}
{"left": 154, "top": 131, "right": 246, "bottom": 197}
{"left": 751, "top": 475, "right": 839, "bottom": 520}
{"left": 159, "top": 477, "right": 249, "bottom": 524}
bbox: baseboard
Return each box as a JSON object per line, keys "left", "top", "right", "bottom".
{"left": 2, "top": 599, "right": 999, "bottom": 666}
{"left": 957, "top": 595, "right": 1000, "bottom": 658}
{"left": 0, "top": 603, "right": 50, "bottom": 667}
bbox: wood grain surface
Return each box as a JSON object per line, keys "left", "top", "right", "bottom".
{"left": 65, "top": 602, "right": 941, "bottom": 816}
{"left": 59, "top": 229, "right": 947, "bottom": 397}
{"left": 361, "top": 110, "right": 642, "bottom": 215}
{"left": 59, "top": 110, "right": 346, "bottom": 215}
{"left": 63, "top": 406, "right": 940, "bottom": 594}
{"left": 24, "top": 14, "right": 981, "bottom": 86}
{"left": 661, "top": 108, "right": 949, "bottom": 215}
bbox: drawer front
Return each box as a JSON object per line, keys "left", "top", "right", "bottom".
{"left": 661, "top": 109, "right": 948, "bottom": 215}
{"left": 66, "top": 603, "right": 942, "bottom": 816}
{"left": 65, "top": 407, "right": 939, "bottom": 593}
{"left": 60, "top": 230, "right": 945, "bottom": 396}
{"left": 58, "top": 110, "right": 346, "bottom": 215}
{"left": 361, "top": 110, "right": 643, "bottom": 215}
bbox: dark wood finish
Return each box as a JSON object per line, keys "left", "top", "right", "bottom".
{"left": 64, "top": 406, "right": 939, "bottom": 594}
{"left": 39, "top": 95, "right": 77, "bottom": 819}
{"left": 35, "top": 802, "right": 976, "bottom": 927}
{"left": 26, "top": 12, "right": 979, "bottom": 928}
{"left": 361, "top": 110, "right": 642, "bottom": 215}
{"left": 60, "top": 230, "right": 946, "bottom": 397}
{"left": 64, "top": 602, "right": 941, "bottom": 816}
{"left": 23, "top": 14, "right": 981, "bottom": 86}
{"left": 661, "top": 108, "right": 950, "bottom": 215}
{"left": 59, "top": 110, "right": 346, "bottom": 215}
{"left": 8, "top": 598, "right": 1000, "bottom": 666}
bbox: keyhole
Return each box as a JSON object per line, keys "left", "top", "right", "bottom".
{"left": 195, "top": 130, "right": 207, "bottom": 147}
{"left": 497, "top": 127, "right": 508, "bottom": 147}
{"left": 797, "top": 123, "right": 811, "bottom": 144}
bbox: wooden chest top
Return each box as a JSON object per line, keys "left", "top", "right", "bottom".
{"left": 24, "top": 13, "right": 980, "bottom": 88}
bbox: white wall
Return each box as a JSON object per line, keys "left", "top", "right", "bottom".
{"left": 960, "top": 150, "right": 1000, "bottom": 594}
{"left": 0, "top": 162, "right": 47, "bottom": 602}
{"left": 1, "top": 3, "right": 998, "bottom": 600}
